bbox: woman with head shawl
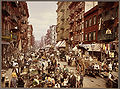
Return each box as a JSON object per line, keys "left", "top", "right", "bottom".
{"left": 10, "top": 72, "right": 18, "bottom": 88}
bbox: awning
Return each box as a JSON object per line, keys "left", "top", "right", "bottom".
{"left": 79, "top": 44, "right": 90, "bottom": 50}
{"left": 59, "top": 40, "right": 66, "bottom": 47}
{"left": 1, "top": 41, "right": 10, "bottom": 45}
{"left": 88, "top": 43, "right": 102, "bottom": 51}
{"left": 55, "top": 41, "right": 62, "bottom": 47}
{"left": 79, "top": 44, "right": 102, "bottom": 51}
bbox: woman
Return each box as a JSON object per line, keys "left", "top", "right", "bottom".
{"left": 17, "top": 77, "right": 25, "bottom": 87}
{"left": 10, "top": 72, "right": 18, "bottom": 88}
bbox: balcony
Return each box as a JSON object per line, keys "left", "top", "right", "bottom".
{"left": 97, "top": 28, "right": 115, "bottom": 42}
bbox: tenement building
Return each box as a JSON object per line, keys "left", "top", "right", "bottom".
{"left": 2, "top": 1, "right": 33, "bottom": 68}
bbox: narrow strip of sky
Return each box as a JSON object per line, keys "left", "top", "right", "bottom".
{"left": 27, "top": 1, "right": 57, "bottom": 41}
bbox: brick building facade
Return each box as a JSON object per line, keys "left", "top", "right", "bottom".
{"left": 84, "top": 5, "right": 98, "bottom": 44}
{"left": 2, "top": 1, "right": 34, "bottom": 68}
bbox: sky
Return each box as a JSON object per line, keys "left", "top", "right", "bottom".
{"left": 27, "top": 1, "right": 57, "bottom": 41}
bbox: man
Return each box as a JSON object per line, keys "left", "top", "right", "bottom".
{"left": 55, "top": 81, "right": 60, "bottom": 88}
{"left": 48, "top": 58, "right": 51, "bottom": 65}
{"left": 63, "top": 65, "right": 68, "bottom": 73}
{"left": 46, "top": 62, "right": 51, "bottom": 73}
{"left": 108, "top": 62, "right": 112, "bottom": 72}
{"left": 69, "top": 72, "right": 76, "bottom": 88}
{"left": 55, "top": 63, "right": 61, "bottom": 73}
{"left": 94, "top": 63, "right": 100, "bottom": 74}
{"left": 80, "top": 73, "right": 84, "bottom": 87}
{"left": 68, "top": 57, "right": 71, "bottom": 66}
{"left": 10, "top": 72, "right": 18, "bottom": 88}
{"left": 17, "top": 77, "right": 25, "bottom": 88}
{"left": 65, "top": 54, "right": 69, "bottom": 62}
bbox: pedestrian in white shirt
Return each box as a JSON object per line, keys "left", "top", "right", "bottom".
{"left": 66, "top": 55, "right": 69, "bottom": 62}
{"left": 55, "top": 82, "right": 60, "bottom": 88}
{"left": 108, "top": 63, "right": 112, "bottom": 71}
{"left": 94, "top": 63, "right": 100, "bottom": 74}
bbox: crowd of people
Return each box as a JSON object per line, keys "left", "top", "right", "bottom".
{"left": 1, "top": 50, "right": 84, "bottom": 88}
{"left": 1, "top": 48, "right": 118, "bottom": 88}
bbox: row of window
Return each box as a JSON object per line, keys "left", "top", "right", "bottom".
{"left": 85, "top": 15, "right": 97, "bottom": 28}
{"left": 71, "top": 15, "right": 97, "bottom": 30}
{"left": 84, "top": 31, "right": 96, "bottom": 41}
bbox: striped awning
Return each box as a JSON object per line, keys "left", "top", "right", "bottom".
{"left": 55, "top": 41, "right": 62, "bottom": 47}
{"left": 59, "top": 40, "right": 66, "bottom": 47}
{"left": 79, "top": 43, "right": 102, "bottom": 51}
{"left": 87, "top": 43, "right": 102, "bottom": 51}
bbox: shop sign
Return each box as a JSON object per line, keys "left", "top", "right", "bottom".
{"left": 106, "top": 28, "right": 112, "bottom": 34}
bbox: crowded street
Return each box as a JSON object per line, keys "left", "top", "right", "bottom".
{"left": 1, "top": 48, "right": 118, "bottom": 88}
{"left": 1, "top": 1, "right": 118, "bottom": 88}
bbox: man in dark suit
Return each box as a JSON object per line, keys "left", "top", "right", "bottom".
{"left": 69, "top": 72, "right": 76, "bottom": 88}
